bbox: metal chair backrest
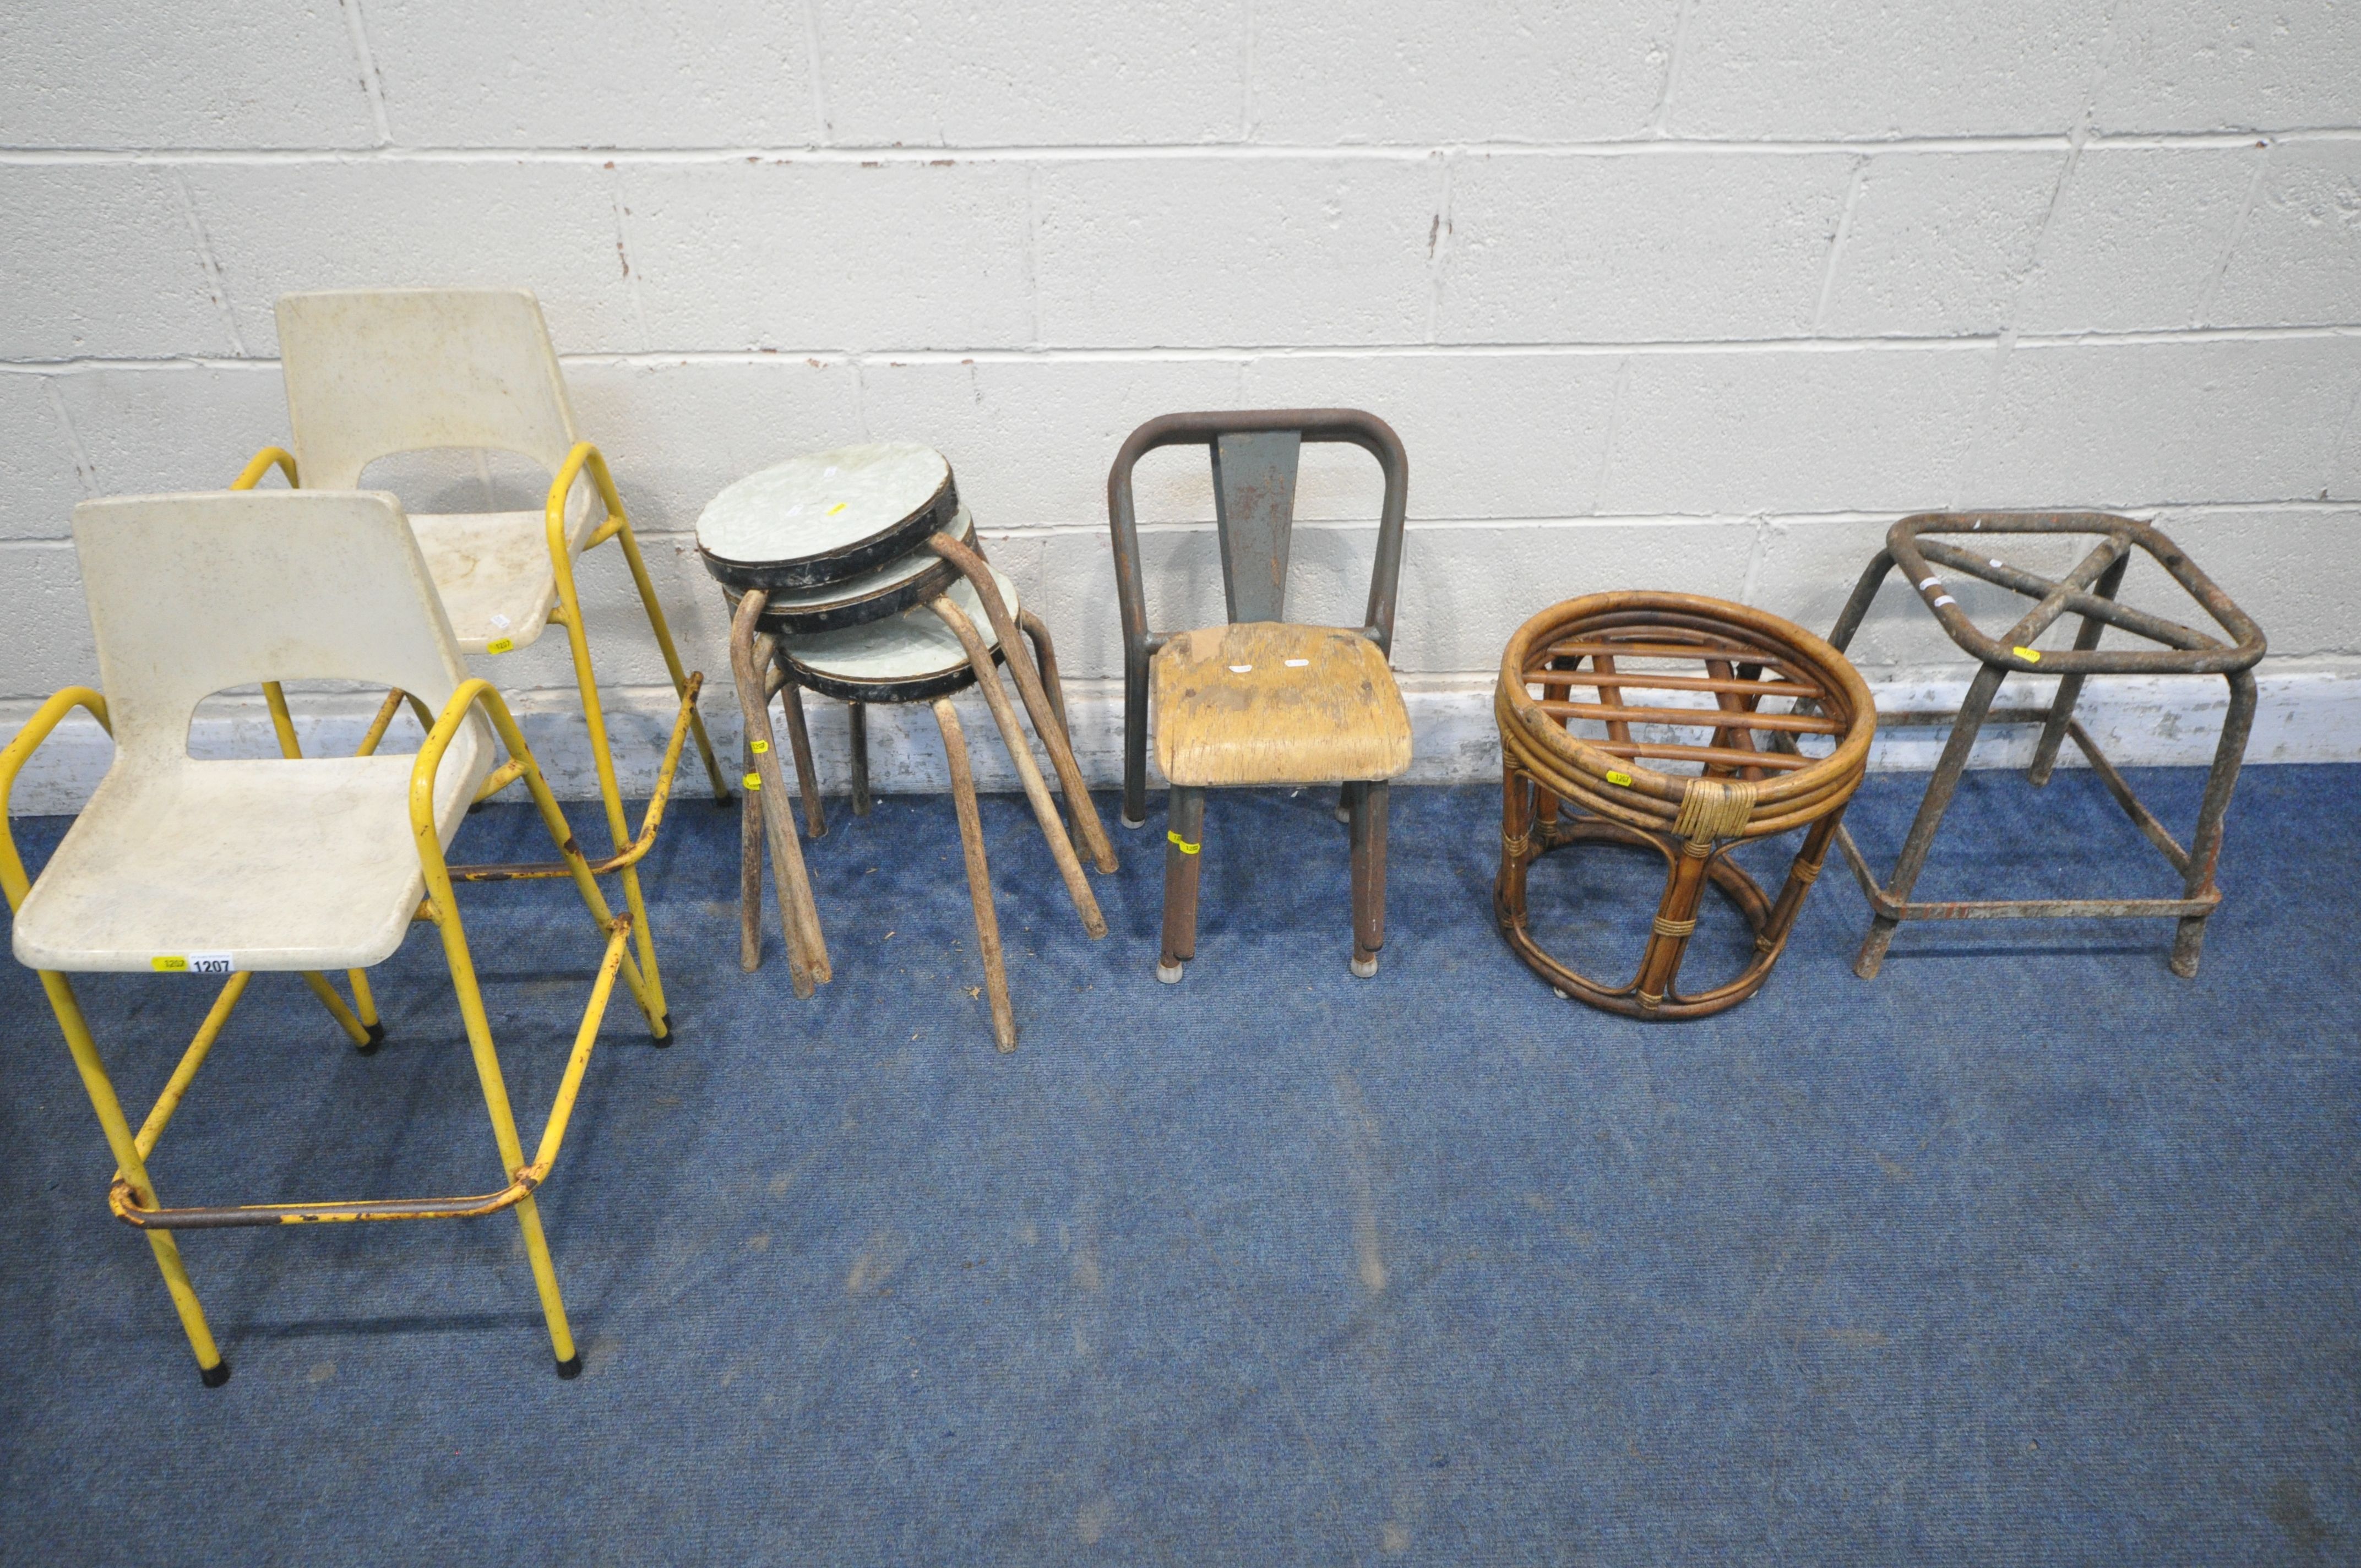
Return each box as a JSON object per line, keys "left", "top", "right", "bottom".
{"left": 73, "top": 489, "right": 486, "bottom": 776}
{"left": 276, "top": 288, "right": 580, "bottom": 491}
{"left": 1106, "top": 409, "right": 1410, "bottom": 826}
{"left": 1106, "top": 408, "right": 1410, "bottom": 657}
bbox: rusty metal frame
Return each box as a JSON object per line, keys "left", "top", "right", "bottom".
{"left": 726, "top": 535, "right": 1111, "bottom": 1050}
{"left": 1825, "top": 512, "right": 2265, "bottom": 979}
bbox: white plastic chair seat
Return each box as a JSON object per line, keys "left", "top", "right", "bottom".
{"left": 412, "top": 483, "right": 599, "bottom": 654}
{"left": 414, "top": 509, "right": 564, "bottom": 653}
{"left": 13, "top": 753, "right": 478, "bottom": 974}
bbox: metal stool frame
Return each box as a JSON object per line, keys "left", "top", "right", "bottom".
{"left": 1825, "top": 512, "right": 2266, "bottom": 979}
{"left": 728, "top": 533, "right": 1113, "bottom": 1049}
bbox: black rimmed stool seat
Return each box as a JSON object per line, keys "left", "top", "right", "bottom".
{"left": 700, "top": 443, "right": 1114, "bottom": 1050}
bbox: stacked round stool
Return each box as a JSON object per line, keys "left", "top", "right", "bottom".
{"left": 1493, "top": 592, "right": 1875, "bottom": 1019}
{"left": 698, "top": 441, "right": 1116, "bottom": 1050}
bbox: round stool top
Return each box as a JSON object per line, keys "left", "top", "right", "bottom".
{"left": 777, "top": 563, "right": 1019, "bottom": 705}
{"left": 697, "top": 440, "right": 956, "bottom": 592}
{"left": 730, "top": 504, "right": 975, "bottom": 635}
{"left": 1496, "top": 591, "right": 1874, "bottom": 841}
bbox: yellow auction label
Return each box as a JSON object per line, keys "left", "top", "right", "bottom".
{"left": 1606, "top": 770, "right": 1634, "bottom": 787}
{"left": 743, "top": 772, "right": 761, "bottom": 791}
{"left": 1166, "top": 831, "right": 1200, "bottom": 855}
{"left": 153, "top": 952, "right": 232, "bottom": 974}
{"left": 2012, "top": 645, "right": 2042, "bottom": 662}
{"left": 750, "top": 739, "right": 770, "bottom": 754}
{"left": 486, "top": 637, "right": 516, "bottom": 655}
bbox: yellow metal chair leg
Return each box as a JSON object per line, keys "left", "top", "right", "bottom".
{"left": 346, "top": 968, "right": 383, "bottom": 1050}
{"left": 297, "top": 970, "right": 377, "bottom": 1049}
{"left": 613, "top": 510, "right": 731, "bottom": 805}
{"left": 412, "top": 685, "right": 644, "bottom": 1375}
{"left": 422, "top": 902, "right": 580, "bottom": 1374}
{"left": 40, "top": 970, "right": 229, "bottom": 1385}
{"left": 547, "top": 589, "right": 669, "bottom": 1037}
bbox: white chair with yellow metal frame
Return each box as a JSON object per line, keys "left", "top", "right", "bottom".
{"left": 234, "top": 286, "right": 729, "bottom": 1047}
{"left": 1, "top": 489, "right": 690, "bottom": 1386}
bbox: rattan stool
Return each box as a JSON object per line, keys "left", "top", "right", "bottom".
{"left": 1824, "top": 512, "right": 2265, "bottom": 979}
{"left": 1494, "top": 592, "right": 1875, "bottom": 1019}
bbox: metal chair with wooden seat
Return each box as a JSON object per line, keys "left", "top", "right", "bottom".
{"left": 1107, "top": 409, "right": 1414, "bottom": 982}
{"left": 239, "top": 287, "right": 731, "bottom": 1047}
{"left": 2, "top": 489, "right": 687, "bottom": 1385}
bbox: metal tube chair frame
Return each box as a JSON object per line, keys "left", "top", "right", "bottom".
{"left": 251, "top": 287, "right": 733, "bottom": 1042}
{"left": 1823, "top": 513, "right": 2265, "bottom": 980}
{"left": 2, "top": 492, "right": 697, "bottom": 1386}
{"left": 1106, "top": 409, "right": 1412, "bottom": 981}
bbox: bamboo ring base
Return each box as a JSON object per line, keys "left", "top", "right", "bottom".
{"left": 1495, "top": 814, "right": 1782, "bottom": 1020}
{"left": 1492, "top": 590, "right": 1873, "bottom": 1022}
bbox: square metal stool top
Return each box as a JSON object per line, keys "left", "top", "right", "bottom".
{"left": 1825, "top": 511, "right": 2266, "bottom": 980}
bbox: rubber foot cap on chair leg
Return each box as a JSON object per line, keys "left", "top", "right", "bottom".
{"left": 1351, "top": 951, "right": 1380, "bottom": 979}
{"left": 651, "top": 1013, "right": 673, "bottom": 1047}
{"left": 1123, "top": 813, "right": 1147, "bottom": 831}
{"left": 1156, "top": 960, "right": 1184, "bottom": 984}
{"left": 200, "top": 1359, "right": 232, "bottom": 1389}
{"left": 357, "top": 1022, "right": 385, "bottom": 1054}
{"left": 555, "top": 1354, "right": 583, "bottom": 1381}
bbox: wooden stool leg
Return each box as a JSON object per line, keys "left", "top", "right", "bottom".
{"left": 1158, "top": 786, "right": 1206, "bottom": 983}
{"left": 848, "top": 701, "right": 872, "bottom": 816}
{"left": 739, "top": 733, "right": 764, "bottom": 972}
{"left": 774, "top": 660, "right": 828, "bottom": 840}
{"left": 929, "top": 536, "right": 1118, "bottom": 873}
{"left": 1494, "top": 763, "right": 1535, "bottom": 929}
{"left": 729, "top": 594, "right": 828, "bottom": 995}
{"left": 928, "top": 596, "right": 1106, "bottom": 940}
{"left": 1755, "top": 812, "right": 1841, "bottom": 960}
{"left": 1349, "top": 780, "right": 1389, "bottom": 978}
{"left": 1019, "top": 609, "right": 1076, "bottom": 841}
{"left": 933, "top": 699, "right": 1016, "bottom": 1052}
{"left": 1633, "top": 839, "right": 1715, "bottom": 1013}
{"left": 1533, "top": 654, "right": 1580, "bottom": 826}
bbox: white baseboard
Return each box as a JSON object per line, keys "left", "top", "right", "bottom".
{"left": 6, "top": 660, "right": 2357, "bottom": 814}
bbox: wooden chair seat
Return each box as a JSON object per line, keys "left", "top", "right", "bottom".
{"left": 1109, "top": 409, "right": 1411, "bottom": 982}
{"left": 1152, "top": 623, "right": 1412, "bottom": 788}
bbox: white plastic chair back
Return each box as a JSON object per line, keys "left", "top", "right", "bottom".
{"left": 276, "top": 288, "right": 579, "bottom": 491}
{"left": 74, "top": 489, "right": 491, "bottom": 802}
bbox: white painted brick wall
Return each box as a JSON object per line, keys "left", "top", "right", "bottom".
{"left": 4, "top": 1, "right": 2359, "bottom": 811}
{"left": 366, "top": 0, "right": 820, "bottom": 149}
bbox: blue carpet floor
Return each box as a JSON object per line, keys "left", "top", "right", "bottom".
{"left": 1, "top": 764, "right": 2354, "bottom": 1565}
